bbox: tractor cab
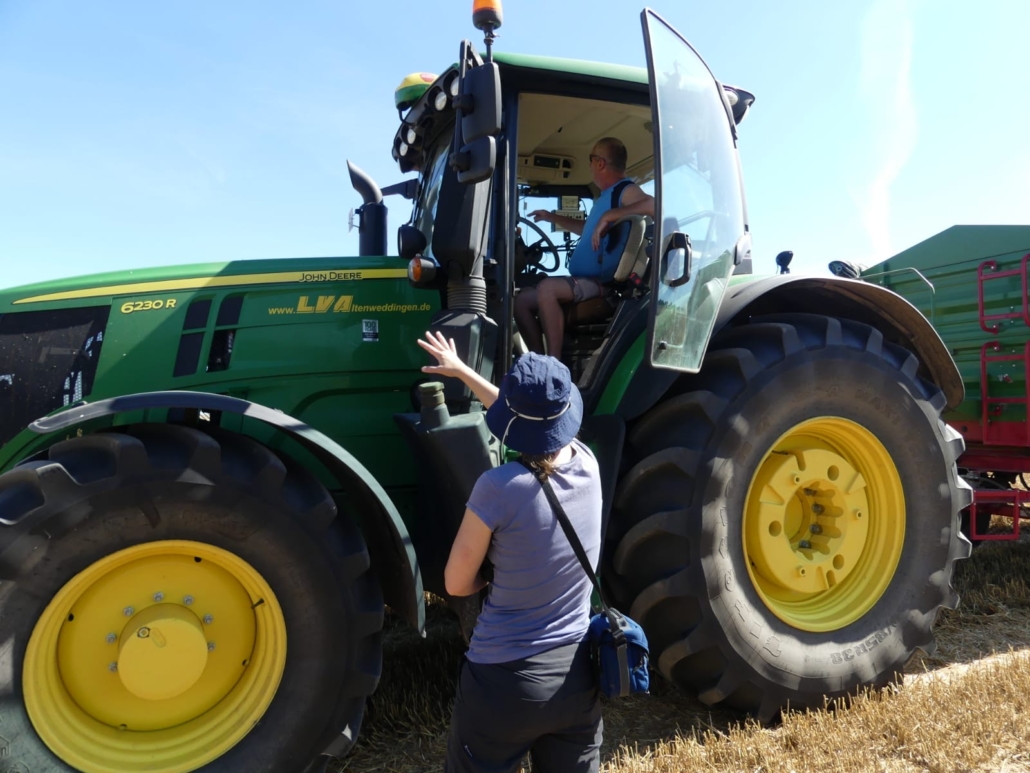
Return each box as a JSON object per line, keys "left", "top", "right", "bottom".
{"left": 355, "top": 6, "right": 753, "bottom": 405}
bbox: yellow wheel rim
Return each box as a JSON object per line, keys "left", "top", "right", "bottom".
{"left": 24, "top": 540, "right": 287, "bottom": 773}
{"left": 742, "top": 417, "right": 905, "bottom": 632}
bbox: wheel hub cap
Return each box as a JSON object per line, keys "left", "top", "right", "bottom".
{"left": 743, "top": 417, "right": 906, "bottom": 632}
{"left": 746, "top": 448, "right": 867, "bottom": 595}
{"left": 118, "top": 604, "right": 209, "bottom": 700}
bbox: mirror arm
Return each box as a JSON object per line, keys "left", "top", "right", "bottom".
{"left": 381, "top": 179, "right": 419, "bottom": 200}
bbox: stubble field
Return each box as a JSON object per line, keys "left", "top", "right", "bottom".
{"left": 332, "top": 518, "right": 1030, "bottom": 773}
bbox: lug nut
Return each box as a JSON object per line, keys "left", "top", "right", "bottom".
{"left": 203, "top": 615, "right": 214, "bottom": 625}
{"left": 812, "top": 504, "right": 825, "bottom": 515}
{"left": 804, "top": 488, "right": 818, "bottom": 496}
{"left": 105, "top": 633, "right": 117, "bottom": 645}
{"left": 153, "top": 592, "right": 164, "bottom": 602}
{"left": 799, "top": 540, "right": 812, "bottom": 550}
{"left": 123, "top": 606, "right": 135, "bottom": 617}
{"left": 810, "top": 524, "right": 823, "bottom": 535}
{"left": 183, "top": 595, "right": 194, "bottom": 606}
{"left": 207, "top": 641, "right": 216, "bottom": 651}
{"left": 108, "top": 662, "right": 118, "bottom": 673}
{"left": 137, "top": 627, "right": 150, "bottom": 639}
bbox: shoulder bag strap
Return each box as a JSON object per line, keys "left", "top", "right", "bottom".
{"left": 517, "top": 459, "right": 625, "bottom": 641}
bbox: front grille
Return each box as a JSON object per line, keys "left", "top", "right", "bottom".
{"left": 0, "top": 306, "right": 110, "bottom": 448}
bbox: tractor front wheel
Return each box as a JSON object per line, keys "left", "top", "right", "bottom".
{"left": 0, "top": 424, "right": 383, "bottom": 772}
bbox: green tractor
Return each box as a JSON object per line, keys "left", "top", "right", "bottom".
{"left": 0, "top": 7, "right": 970, "bottom": 773}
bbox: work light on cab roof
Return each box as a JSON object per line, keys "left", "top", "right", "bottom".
{"left": 435, "top": 75, "right": 460, "bottom": 112}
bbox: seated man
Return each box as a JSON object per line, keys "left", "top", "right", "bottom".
{"left": 516, "top": 137, "right": 654, "bottom": 360}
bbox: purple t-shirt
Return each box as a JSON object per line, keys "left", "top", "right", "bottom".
{"left": 465, "top": 440, "right": 602, "bottom": 664}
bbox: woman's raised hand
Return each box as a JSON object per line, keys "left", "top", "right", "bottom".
{"left": 418, "top": 330, "right": 468, "bottom": 380}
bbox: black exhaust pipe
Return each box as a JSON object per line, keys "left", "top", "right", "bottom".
{"left": 347, "top": 161, "right": 388, "bottom": 257}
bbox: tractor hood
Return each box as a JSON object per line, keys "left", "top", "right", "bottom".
{"left": 0, "top": 256, "right": 407, "bottom": 313}
{"left": 0, "top": 254, "right": 429, "bottom": 456}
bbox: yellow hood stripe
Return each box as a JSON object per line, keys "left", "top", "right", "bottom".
{"left": 14, "top": 268, "right": 409, "bottom": 305}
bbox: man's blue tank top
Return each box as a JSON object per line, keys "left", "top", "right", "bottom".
{"left": 567, "top": 179, "right": 631, "bottom": 282}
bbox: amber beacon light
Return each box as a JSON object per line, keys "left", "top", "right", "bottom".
{"left": 473, "top": 0, "right": 503, "bottom": 32}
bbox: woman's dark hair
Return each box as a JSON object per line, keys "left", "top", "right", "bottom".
{"left": 521, "top": 451, "right": 560, "bottom": 480}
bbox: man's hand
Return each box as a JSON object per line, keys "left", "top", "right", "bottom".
{"left": 592, "top": 209, "right": 620, "bottom": 250}
{"left": 592, "top": 188, "right": 656, "bottom": 250}
{"left": 529, "top": 209, "right": 554, "bottom": 224}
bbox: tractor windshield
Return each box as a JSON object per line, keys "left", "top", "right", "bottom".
{"left": 411, "top": 138, "right": 452, "bottom": 260}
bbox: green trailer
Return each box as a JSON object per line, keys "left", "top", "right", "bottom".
{"left": 0, "top": 7, "right": 971, "bottom": 772}
{"left": 850, "top": 225, "right": 1030, "bottom": 541}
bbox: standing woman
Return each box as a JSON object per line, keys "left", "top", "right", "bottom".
{"left": 417, "top": 331, "right": 604, "bottom": 773}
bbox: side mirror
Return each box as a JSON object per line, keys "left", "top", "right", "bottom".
{"left": 450, "top": 41, "right": 500, "bottom": 186}
{"left": 453, "top": 136, "right": 496, "bottom": 185}
{"left": 460, "top": 62, "right": 501, "bottom": 143}
{"left": 398, "top": 224, "right": 428, "bottom": 261}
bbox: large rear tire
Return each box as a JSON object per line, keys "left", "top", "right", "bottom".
{"left": 0, "top": 424, "right": 383, "bottom": 772}
{"left": 610, "top": 314, "right": 971, "bottom": 720}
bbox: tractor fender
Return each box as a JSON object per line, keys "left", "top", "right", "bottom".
{"left": 714, "top": 274, "right": 964, "bottom": 409}
{"left": 24, "top": 390, "right": 425, "bottom": 632}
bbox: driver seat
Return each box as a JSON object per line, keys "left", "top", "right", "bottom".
{"left": 565, "top": 215, "right": 650, "bottom": 327}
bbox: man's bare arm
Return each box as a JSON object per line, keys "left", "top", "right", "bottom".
{"left": 591, "top": 186, "right": 656, "bottom": 249}
{"left": 528, "top": 209, "right": 585, "bottom": 236}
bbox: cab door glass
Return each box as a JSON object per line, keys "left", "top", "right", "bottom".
{"left": 642, "top": 9, "right": 746, "bottom": 372}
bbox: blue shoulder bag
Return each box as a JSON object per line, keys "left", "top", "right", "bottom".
{"left": 521, "top": 461, "right": 650, "bottom": 698}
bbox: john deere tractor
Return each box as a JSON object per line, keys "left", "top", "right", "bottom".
{"left": 0, "top": 6, "right": 970, "bottom": 772}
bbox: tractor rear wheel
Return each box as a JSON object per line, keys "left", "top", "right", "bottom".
{"left": 0, "top": 424, "right": 383, "bottom": 772}
{"left": 610, "top": 314, "right": 971, "bottom": 720}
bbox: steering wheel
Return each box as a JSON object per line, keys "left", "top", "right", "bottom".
{"left": 517, "top": 217, "right": 561, "bottom": 274}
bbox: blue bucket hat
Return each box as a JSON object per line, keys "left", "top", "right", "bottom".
{"left": 486, "top": 353, "right": 583, "bottom": 456}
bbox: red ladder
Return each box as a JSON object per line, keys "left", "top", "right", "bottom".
{"left": 980, "top": 341, "right": 1030, "bottom": 446}
{"left": 977, "top": 254, "right": 1030, "bottom": 333}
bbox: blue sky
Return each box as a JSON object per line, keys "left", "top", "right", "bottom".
{"left": 1, "top": 0, "right": 1027, "bottom": 290}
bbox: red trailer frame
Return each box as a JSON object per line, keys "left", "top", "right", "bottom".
{"left": 959, "top": 255, "right": 1030, "bottom": 540}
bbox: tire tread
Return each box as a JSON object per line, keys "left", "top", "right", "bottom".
{"left": 611, "top": 313, "right": 969, "bottom": 718}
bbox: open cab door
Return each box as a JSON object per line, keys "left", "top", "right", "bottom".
{"left": 642, "top": 9, "right": 749, "bottom": 372}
